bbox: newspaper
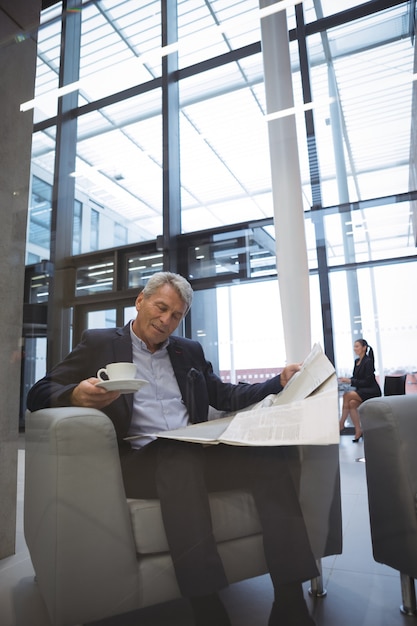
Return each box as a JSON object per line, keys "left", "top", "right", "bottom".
{"left": 269, "top": 342, "right": 336, "bottom": 405}
{"left": 151, "top": 343, "right": 339, "bottom": 447}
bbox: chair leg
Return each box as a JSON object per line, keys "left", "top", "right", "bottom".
{"left": 400, "top": 572, "right": 417, "bottom": 616}
{"left": 308, "top": 559, "right": 327, "bottom": 598}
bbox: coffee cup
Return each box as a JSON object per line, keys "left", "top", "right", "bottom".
{"left": 97, "top": 362, "right": 137, "bottom": 381}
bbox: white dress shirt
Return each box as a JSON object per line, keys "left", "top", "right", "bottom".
{"left": 127, "top": 323, "right": 189, "bottom": 448}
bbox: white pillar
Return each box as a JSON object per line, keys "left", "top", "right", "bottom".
{"left": 259, "top": 0, "right": 311, "bottom": 362}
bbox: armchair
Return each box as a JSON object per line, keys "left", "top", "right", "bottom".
{"left": 24, "top": 407, "right": 342, "bottom": 626}
{"left": 360, "top": 394, "right": 417, "bottom": 615}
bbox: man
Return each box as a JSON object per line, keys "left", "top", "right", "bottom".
{"left": 27, "top": 271, "right": 318, "bottom": 626}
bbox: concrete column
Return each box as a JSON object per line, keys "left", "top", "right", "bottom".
{"left": 0, "top": 0, "right": 40, "bottom": 558}
{"left": 259, "top": 0, "right": 311, "bottom": 362}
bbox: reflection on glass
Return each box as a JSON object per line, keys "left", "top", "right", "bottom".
{"left": 76, "top": 259, "right": 114, "bottom": 295}
{"left": 187, "top": 226, "right": 277, "bottom": 280}
{"left": 127, "top": 252, "right": 164, "bottom": 288}
{"left": 27, "top": 262, "right": 51, "bottom": 304}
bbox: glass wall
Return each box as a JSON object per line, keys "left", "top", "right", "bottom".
{"left": 179, "top": 58, "right": 274, "bottom": 231}
{"left": 202, "top": 278, "right": 322, "bottom": 382}
{"left": 30, "top": 2, "right": 62, "bottom": 124}
{"left": 77, "top": 1, "right": 162, "bottom": 103}
{"left": 309, "top": 4, "right": 413, "bottom": 206}
{"left": 28, "top": 1, "right": 414, "bottom": 245}
{"left": 24, "top": 0, "right": 417, "bottom": 395}
{"left": 330, "top": 261, "right": 417, "bottom": 377}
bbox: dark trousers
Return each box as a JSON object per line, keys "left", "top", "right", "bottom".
{"left": 119, "top": 439, "right": 319, "bottom": 598}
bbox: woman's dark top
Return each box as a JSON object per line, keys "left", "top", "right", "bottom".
{"left": 351, "top": 354, "right": 381, "bottom": 401}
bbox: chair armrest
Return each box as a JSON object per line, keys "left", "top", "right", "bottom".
{"left": 24, "top": 407, "right": 140, "bottom": 625}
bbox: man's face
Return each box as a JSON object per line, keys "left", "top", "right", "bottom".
{"left": 132, "top": 283, "right": 188, "bottom": 352}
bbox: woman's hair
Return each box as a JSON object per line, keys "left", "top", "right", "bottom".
{"left": 142, "top": 271, "right": 193, "bottom": 314}
{"left": 355, "top": 338, "right": 375, "bottom": 366}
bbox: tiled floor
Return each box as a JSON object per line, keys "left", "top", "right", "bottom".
{"left": 0, "top": 435, "right": 415, "bottom": 626}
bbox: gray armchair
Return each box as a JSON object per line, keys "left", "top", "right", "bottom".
{"left": 360, "top": 394, "right": 417, "bottom": 616}
{"left": 24, "top": 407, "right": 342, "bottom": 626}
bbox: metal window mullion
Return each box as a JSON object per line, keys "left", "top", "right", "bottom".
{"left": 161, "top": 0, "right": 181, "bottom": 273}
{"left": 296, "top": 2, "right": 335, "bottom": 365}
{"left": 47, "top": 0, "right": 81, "bottom": 366}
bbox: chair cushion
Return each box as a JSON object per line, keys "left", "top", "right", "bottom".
{"left": 127, "top": 489, "right": 262, "bottom": 554}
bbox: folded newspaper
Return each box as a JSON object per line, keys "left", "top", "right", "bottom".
{"left": 148, "top": 343, "right": 339, "bottom": 447}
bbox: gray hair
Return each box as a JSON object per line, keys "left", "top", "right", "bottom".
{"left": 142, "top": 272, "right": 193, "bottom": 313}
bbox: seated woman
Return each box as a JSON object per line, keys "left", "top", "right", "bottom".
{"left": 338, "top": 338, "right": 381, "bottom": 442}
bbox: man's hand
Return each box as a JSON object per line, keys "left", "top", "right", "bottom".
{"left": 71, "top": 378, "right": 121, "bottom": 409}
{"left": 279, "top": 363, "right": 301, "bottom": 387}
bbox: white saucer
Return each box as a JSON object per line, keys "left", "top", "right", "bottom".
{"left": 96, "top": 379, "right": 148, "bottom": 394}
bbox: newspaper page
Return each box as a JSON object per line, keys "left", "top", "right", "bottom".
{"left": 149, "top": 344, "right": 339, "bottom": 447}
{"left": 216, "top": 374, "right": 339, "bottom": 446}
{"left": 270, "top": 343, "right": 335, "bottom": 406}
{"left": 148, "top": 415, "right": 233, "bottom": 445}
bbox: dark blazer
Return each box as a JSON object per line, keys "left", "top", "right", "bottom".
{"left": 350, "top": 354, "right": 381, "bottom": 402}
{"left": 27, "top": 323, "right": 284, "bottom": 443}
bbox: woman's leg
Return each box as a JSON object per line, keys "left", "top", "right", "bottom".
{"left": 339, "top": 391, "right": 353, "bottom": 431}
{"left": 348, "top": 395, "right": 363, "bottom": 439}
{"left": 340, "top": 390, "right": 362, "bottom": 436}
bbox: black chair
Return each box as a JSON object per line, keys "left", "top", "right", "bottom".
{"left": 383, "top": 374, "right": 407, "bottom": 396}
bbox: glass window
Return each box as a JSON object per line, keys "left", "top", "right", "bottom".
{"left": 187, "top": 225, "right": 277, "bottom": 281}
{"left": 26, "top": 263, "right": 51, "bottom": 304}
{"left": 114, "top": 223, "right": 128, "bottom": 247}
{"left": 124, "top": 305, "right": 136, "bottom": 325}
{"left": 72, "top": 90, "right": 162, "bottom": 248}
{"left": 215, "top": 282, "right": 285, "bottom": 381}
{"left": 30, "top": 3, "right": 62, "bottom": 124}
{"left": 78, "top": 0, "right": 161, "bottom": 104}
{"left": 178, "top": 0, "right": 261, "bottom": 68}
{"left": 75, "top": 258, "right": 114, "bottom": 296}
{"left": 87, "top": 309, "right": 116, "bottom": 329}
{"left": 309, "top": 1, "right": 370, "bottom": 20}
{"left": 90, "top": 208, "right": 99, "bottom": 250}
{"left": 28, "top": 129, "right": 56, "bottom": 263}
{"left": 127, "top": 251, "right": 164, "bottom": 289}
{"left": 26, "top": 175, "right": 52, "bottom": 263}
{"left": 331, "top": 261, "right": 417, "bottom": 384}
{"left": 191, "top": 276, "right": 324, "bottom": 383}
{"left": 73, "top": 199, "right": 82, "bottom": 255}
{"left": 308, "top": 3, "right": 412, "bottom": 206}
{"left": 179, "top": 57, "right": 274, "bottom": 232}
{"left": 323, "top": 199, "right": 415, "bottom": 266}
{"left": 32, "top": 0, "right": 417, "bottom": 396}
